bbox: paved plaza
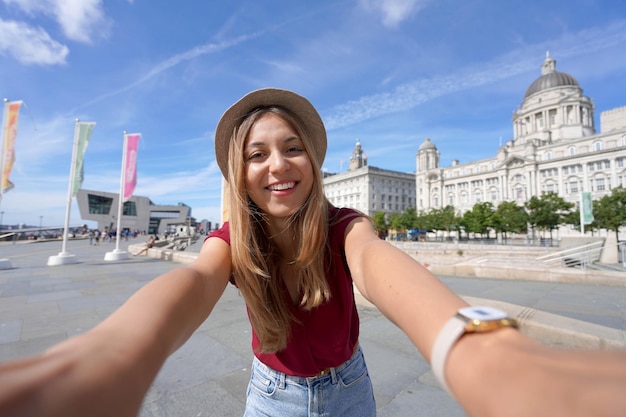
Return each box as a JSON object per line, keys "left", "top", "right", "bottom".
{"left": 1, "top": 238, "right": 625, "bottom": 416}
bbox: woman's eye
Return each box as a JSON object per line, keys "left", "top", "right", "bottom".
{"left": 247, "top": 152, "right": 264, "bottom": 160}
{"left": 287, "top": 146, "right": 304, "bottom": 154}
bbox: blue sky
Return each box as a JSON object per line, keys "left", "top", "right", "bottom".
{"left": 1, "top": 0, "right": 626, "bottom": 228}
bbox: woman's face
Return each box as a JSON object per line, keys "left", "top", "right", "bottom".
{"left": 243, "top": 113, "right": 314, "bottom": 223}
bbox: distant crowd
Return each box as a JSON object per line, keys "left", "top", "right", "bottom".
{"left": 87, "top": 229, "right": 146, "bottom": 245}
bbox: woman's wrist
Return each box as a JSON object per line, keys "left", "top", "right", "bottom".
{"left": 445, "top": 328, "right": 548, "bottom": 415}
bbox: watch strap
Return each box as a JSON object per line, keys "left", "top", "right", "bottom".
{"left": 431, "top": 315, "right": 467, "bottom": 394}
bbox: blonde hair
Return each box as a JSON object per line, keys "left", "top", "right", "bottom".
{"left": 226, "top": 106, "right": 330, "bottom": 353}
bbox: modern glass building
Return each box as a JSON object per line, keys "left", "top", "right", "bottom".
{"left": 76, "top": 189, "right": 194, "bottom": 235}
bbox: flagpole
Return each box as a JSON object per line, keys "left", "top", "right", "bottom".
{"left": 580, "top": 192, "right": 585, "bottom": 236}
{"left": 48, "top": 119, "right": 81, "bottom": 266}
{"left": 0, "top": 99, "right": 9, "bottom": 208}
{"left": 105, "top": 131, "right": 130, "bottom": 261}
{"left": 0, "top": 99, "right": 12, "bottom": 270}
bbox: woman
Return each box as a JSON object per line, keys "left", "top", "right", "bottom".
{"left": 0, "top": 88, "right": 625, "bottom": 417}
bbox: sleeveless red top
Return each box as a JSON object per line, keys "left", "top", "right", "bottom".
{"left": 208, "top": 207, "right": 363, "bottom": 377}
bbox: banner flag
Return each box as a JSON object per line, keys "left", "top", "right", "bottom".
{"left": 71, "top": 122, "right": 95, "bottom": 197}
{"left": 581, "top": 191, "right": 594, "bottom": 225}
{"left": 1, "top": 100, "right": 23, "bottom": 193}
{"left": 123, "top": 133, "right": 140, "bottom": 201}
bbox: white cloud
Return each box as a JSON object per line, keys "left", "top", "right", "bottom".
{"left": 3, "top": 0, "right": 110, "bottom": 43}
{"left": 359, "top": 0, "right": 430, "bottom": 27}
{"left": 0, "top": 18, "right": 69, "bottom": 65}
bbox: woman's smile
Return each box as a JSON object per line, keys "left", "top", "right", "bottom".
{"left": 244, "top": 113, "right": 313, "bottom": 222}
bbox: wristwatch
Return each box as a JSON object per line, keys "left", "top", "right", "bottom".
{"left": 431, "top": 306, "right": 518, "bottom": 394}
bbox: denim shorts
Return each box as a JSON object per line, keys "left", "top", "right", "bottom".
{"left": 244, "top": 345, "right": 376, "bottom": 417}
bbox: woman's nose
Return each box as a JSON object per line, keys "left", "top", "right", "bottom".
{"left": 269, "top": 152, "right": 290, "bottom": 173}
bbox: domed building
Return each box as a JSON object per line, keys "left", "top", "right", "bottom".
{"left": 415, "top": 53, "right": 626, "bottom": 223}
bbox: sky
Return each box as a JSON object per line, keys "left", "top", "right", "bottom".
{"left": 1, "top": 0, "right": 626, "bottom": 229}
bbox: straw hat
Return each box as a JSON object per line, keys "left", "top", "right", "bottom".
{"left": 214, "top": 88, "right": 327, "bottom": 180}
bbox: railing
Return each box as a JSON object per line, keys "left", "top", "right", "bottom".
{"left": 536, "top": 240, "right": 604, "bottom": 268}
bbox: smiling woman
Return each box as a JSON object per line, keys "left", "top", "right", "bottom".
{"left": 0, "top": 88, "right": 625, "bottom": 417}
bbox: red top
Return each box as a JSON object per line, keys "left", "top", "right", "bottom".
{"left": 208, "top": 207, "right": 363, "bottom": 377}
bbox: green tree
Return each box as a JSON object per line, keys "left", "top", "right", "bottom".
{"left": 462, "top": 202, "right": 495, "bottom": 238}
{"left": 525, "top": 192, "right": 574, "bottom": 240}
{"left": 592, "top": 186, "right": 626, "bottom": 242}
{"left": 388, "top": 212, "right": 402, "bottom": 230}
{"left": 432, "top": 205, "right": 461, "bottom": 239}
{"left": 372, "top": 212, "right": 388, "bottom": 237}
{"left": 493, "top": 201, "right": 528, "bottom": 242}
{"left": 397, "top": 206, "right": 418, "bottom": 229}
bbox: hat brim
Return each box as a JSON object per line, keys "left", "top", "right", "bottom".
{"left": 214, "top": 88, "right": 327, "bottom": 180}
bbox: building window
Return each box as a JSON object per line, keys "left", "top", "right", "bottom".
{"left": 490, "top": 188, "right": 498, "bottom": 201}
{"left": 568, "top": 180, "right": 579, "bottom": 194}
{"left": 535, "top": 112, "right": 544, "bottom": 130}
{"left": 596, "top": 177, "right": 606, "bottom": 192}
{"left": 544, "top": 151, "right": 552, "bottom": 161}
{"left": 549, "top": 109, "right": 557, "bottom": 127}
{"left": 87, "top": 194, "right": 113, "bottom": 215}
{"left": 123, "top": 201, "right": 137, "bottom": 216}
{"left": 593, "top": 141, "right": 603, "bottom": 152}
{"left": 567, "top": 146, "right": 576, "bottom": 156}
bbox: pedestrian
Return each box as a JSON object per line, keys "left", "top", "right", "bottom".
{"left": 134, "top": 235, "right": 155, "bottom": 256}
{"left": 88, "top": 230, "right": 94, "bottom": 245}
{"left": 0, "top": 88, "right": 625, "bottom": 417}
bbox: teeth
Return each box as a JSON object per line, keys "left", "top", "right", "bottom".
{"left": 268, "top": 182, "right": 295, "bottom": 191}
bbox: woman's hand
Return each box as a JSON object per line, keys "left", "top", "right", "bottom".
{"left": 0, "top": 237, "right": 232, "bottom": 417}
{"left": 0, "top": 328, "right": 154, "bottom": 417}
{"left": 448, "top": 328, "right": 626, "bottom": 417}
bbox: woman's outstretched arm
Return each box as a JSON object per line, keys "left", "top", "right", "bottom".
{"left": 0, "top": 236, "right": 232, "bottom": 417}
{"left": 345, "top": 217, "right": 626, "bottom": 417}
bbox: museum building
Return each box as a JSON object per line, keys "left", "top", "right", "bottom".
{"left": 76, "top": 189, "right": 194, "bottom": 235}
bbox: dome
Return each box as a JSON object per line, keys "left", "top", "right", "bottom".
{"left": 524, "top": 52, "right": 579, "bottom": 99}
{"left": 419, "top": 137, "right": 436, "bottom": 151}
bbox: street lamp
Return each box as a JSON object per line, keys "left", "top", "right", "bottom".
{"left": 0, "top": 211, "right": 4, "bottom": 231}
{"left": 40, "top": 215, "right": 43, "bottom": 230}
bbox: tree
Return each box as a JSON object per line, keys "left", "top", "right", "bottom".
{"left": 493, "top": 201, "right": 528, "bottom": 242}
{"left": 388, "top": 212, "right": 402, "bottom": 230}
{"left": 372, "top": 212, "right": 388, "bottom": 238}
{"left": 462, "top": 202, "right": 495, "bottom": 238}
{"left": 397, "top": 207, "right": 418, "bottom": 230}
{"left": 592, "top": 186, "right": 626, "bottom": 242}
{"left": 439, "top": 205, "right": 461, "bottom": 238}
{"left": 525, "top": 192, "right": 574, "bottom": 240}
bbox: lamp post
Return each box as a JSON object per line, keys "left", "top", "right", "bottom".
{"left": 0, "top": 211, "right": 4, "bottom": 231}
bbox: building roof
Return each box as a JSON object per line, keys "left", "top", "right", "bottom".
{"left": 419, "top": 137, "right": 437, "bottom": 150}
{"left": 524, "top": 52, "right": 580, "bottom": 99}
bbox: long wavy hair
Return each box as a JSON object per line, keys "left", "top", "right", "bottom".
{"left": 226, "top": 106, "right": 330, "bottom": 353}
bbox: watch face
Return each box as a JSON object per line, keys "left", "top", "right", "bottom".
{"left": 458, "top": 306, "right": 508, "bottom": 321}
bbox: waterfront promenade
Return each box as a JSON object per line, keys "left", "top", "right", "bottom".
{"left": 1, "top": 238, "right": 625, "bottom": 416}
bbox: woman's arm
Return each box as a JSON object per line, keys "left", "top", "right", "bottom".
{"left": 0, "top": 236, "right": 232, "bottom": 417}
{"left": 345, "top": 217, "right": 626, "bottom": 417}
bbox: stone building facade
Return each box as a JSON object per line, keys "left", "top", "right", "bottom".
{"left": 323, "top": 140, "right": 416, "bottom": 216}
{"left": 415, "top": 52, "right": 626, "bottom": 214}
